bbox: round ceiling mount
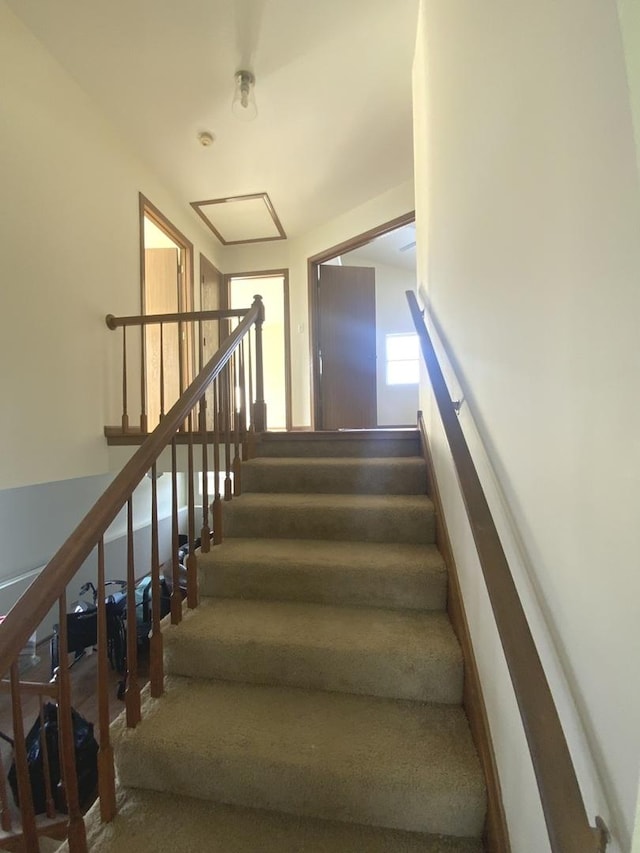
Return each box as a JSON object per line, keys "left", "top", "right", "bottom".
{"left": 197, "top": 131, "right": 215, "bottom": 147}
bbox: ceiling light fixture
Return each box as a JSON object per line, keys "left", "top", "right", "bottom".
{"left": 232, "top": 70, "right": 257, "bottom": 121}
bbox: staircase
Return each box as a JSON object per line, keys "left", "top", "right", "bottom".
{"left": 80, "top": 429, "right": 487, "bottom": 852}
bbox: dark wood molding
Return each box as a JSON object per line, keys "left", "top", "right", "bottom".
{"left": 139, "top": 194, "right": 196, "bottom": 425}
{"left": 307, "top": 210, "right": 415, "bottom": 429}
{"left": 418, "top": 411, "right": 510, "bottom": 853}
{"left": 190, "top": 193, "right": 287, "bottom": 245}
{"left": 308, "top": 210, "right": 415, "bottom": 265}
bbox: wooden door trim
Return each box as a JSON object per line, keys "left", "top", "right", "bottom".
{"left": 139, "top": 194, "right": 194, "bottom": 314}
{"left": 139, "top": 195, "right": 195, "bottom": 414}
{"left": 307, "top": 210, "right": 415, "bottom": 429}
{"left": 224, "top": 269, "right": 292, "bottom": 431}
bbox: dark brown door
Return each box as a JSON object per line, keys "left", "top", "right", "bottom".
{"left": 317, "top": 264, "right": 377, "bottom": 429}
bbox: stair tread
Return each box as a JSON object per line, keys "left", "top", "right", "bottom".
{"left": 200, "top": 537, "right": 444, "bottom": 572}
{"left": 164, "top": 599, "right": 462, "bottom": 702}
{"left": 256, "top": 431, "right": 421, "bottom": 458}
{"left": 199, "top": 539, "right": 447, "bottom": 610}
{"left": 227, "top": 492, "right": 433, "bottom": 508}
{"left": 223, "top": 493, "right": 435, "bottom": 543}
{"left": 77, "top": 787, "right": 484, "bottom": 853}
{"left": 242, "top": 456, "right": 428, "bottom": 494}
{"left": 245, "top": 455, "right": 426, "bottom": 465}
{"left": 114, "top": 678, "right": 486, "bottom": 837}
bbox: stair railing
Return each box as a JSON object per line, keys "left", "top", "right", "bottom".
{"left": 105, "top": 305, "right": 266, "bottom": 435}
{"left": 0, "top": 296, "right": 265, "bottom": 853}
{"left": 407, "top": 290, "right": 607, "bottom": 853}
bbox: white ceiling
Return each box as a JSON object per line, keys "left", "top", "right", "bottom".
{"left": 7, "top": 0, "right": 419, "bottom": 240}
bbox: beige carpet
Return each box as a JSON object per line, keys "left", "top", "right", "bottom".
{"left": 78, "top": 429, "right": 487, "bottom": 850}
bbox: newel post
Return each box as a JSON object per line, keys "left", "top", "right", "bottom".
{"left": 252, "top": 295, "right": 267, "bottom": 433}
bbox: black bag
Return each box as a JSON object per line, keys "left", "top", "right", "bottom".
{"left": 7, "top": 703, "right": 98, "bottom": 814}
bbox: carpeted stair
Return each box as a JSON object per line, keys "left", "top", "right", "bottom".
{"left": 82, "top": 429, "right": 486, "bottom": 851}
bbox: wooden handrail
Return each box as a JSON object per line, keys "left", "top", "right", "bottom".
{"left": 105, "top": 308, "right": 248, "bottom": 329}
{"left": 406, "top": 290, "right": 606, "bottom": 853}
{"left": 0, "top": 298, "right": 262, "bottom": 679}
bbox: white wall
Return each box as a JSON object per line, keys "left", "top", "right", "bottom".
{"left": 0, "top": 2, "right": 222, "bottom": 491}
{"left": 223, "top": 182, "right": 415, "bottom": 426}
{"left": 340, "top": 256, "right": 418, "bottom": 425}
{"left": 414, "top": 1, "right": 640, "bottom": 850}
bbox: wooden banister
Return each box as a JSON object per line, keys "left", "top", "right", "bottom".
{"left": 105, "top": 308, "right": 248, "bottom": 329}
{"left": 406, "top": 290, "right": 606, "bottom": 853}
{"left": 0, "top": 298, "right": 262, "bottom": 679}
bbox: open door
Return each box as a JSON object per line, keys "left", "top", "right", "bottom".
{"left": 140, "top": 195, "right": 194, "bottom": 431}
{"left": 317, "top": 264, "right": 377, "bottom": 429}
{"left": 200, "top": 254, "right": 224, "bottom": 429}
{"left": 144, "top": 247, "right": 180, "bottom": 430}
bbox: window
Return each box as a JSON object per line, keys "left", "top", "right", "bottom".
{"left": 386, "top": 333, "right": 419, "bottom": 385}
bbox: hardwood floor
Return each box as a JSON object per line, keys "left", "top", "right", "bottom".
{"left": 0, "top": 640, "right": 150, "bottom": 747}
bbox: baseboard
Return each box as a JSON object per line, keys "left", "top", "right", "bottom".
{"left": 418, "top": 411, "right": 511, "bottom": 853}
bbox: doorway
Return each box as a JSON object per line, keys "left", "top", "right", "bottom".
{"left": 139, "top": 195, "right": 194, "bottom": 431}
{"left": 200, "top": 254, "right": 225, "bottom": 429}
{"left": 308, "top": 211, "right": 416, "bottom": 430}
{"left": 226, "top": 270, "right": 291, "bottom": 431}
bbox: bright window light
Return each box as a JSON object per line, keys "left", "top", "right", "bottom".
{"left": 386, "top": 333, "right": 419, "bottom": 385}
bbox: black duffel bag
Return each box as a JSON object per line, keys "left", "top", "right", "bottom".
{"left": 7, "top": 702, "right": 98, "bottom": 814}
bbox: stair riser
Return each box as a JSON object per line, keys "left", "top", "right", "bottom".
{"left": 165, "top": 635, "right": 462, "bottom": 704}
{"left": 257, "top": 438, "right": 421, "bottom": 458}
{"left": 199, "top": 562, "right": 447, "bottom": 611}
{"left": 242, "top": 461, "right": 427, "bottom": 495}
{"left": 222, "top": 504, "right": 435, "bottom": 544}
{"left": 116, "top": 740, "right": 484, "bottom": 838}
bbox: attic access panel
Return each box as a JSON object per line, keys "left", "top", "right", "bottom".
{"left": 190, "top": 193, "right": 286, "bottom": 245}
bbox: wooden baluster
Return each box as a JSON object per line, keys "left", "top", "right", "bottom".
{"left": 239, "top": 337, "right": 248, "bottom": 461}
{"left": 125, "top": 498, "right": 141, "bottom": 727}
{"left": 0, "top": 733, "right": 12, "bottom": 832}
{"left": 121, "top": 326, "right": 129, "bottom": 433}
{"left": 200, "top": 392, "right": 211, "bottom": 552}
{"left": 178, "top": 318, "right": 185, "bottom": 430}
{"left": 38, "top": 699, "right": 56, "bottom": 819}
{"left": 10, "top": 664, "right": 39, "bottom": 852}
{"left": 252, "top": 295, "right": 267, "bottom": 432}
{"left": 246, "top": 325, "right": 257, "bottom": 459}
{"left": 223, "top": 363, "right": 233, "bottom": 501}
{"left": 56, "top": 594, "right": 88, "bottom": 852}
{"left": 212, "top": 378, "right": 222, "bottom": 545}
{"left": 170, "top": 438, "right": 182, "bottom": 624}
{"left": 159, "top": 322, "right": 165, "bottom": 421}
{"left": 186, "top": 412, "right": 198, "bottom": 609}
{"left": 140, "top": 323, "right": 148, "bottom": 434}
{"left": 97, "top": 538, "right": 116, "bottom": 822}
{"left": 149, "top": 463, "right": 164, "bottom": 697}
{"left": 232, "top": 351, "right": 242, "bottom": 496}
{"left": 248, "top": 326, "right": 254, "bottom": 429}
{"left": 197, "top": 320, "right": 211, "bottom": 551}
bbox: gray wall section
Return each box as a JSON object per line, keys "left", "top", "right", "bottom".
{"left": 0, "top": 473, "right": 188, "bottom": 642}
